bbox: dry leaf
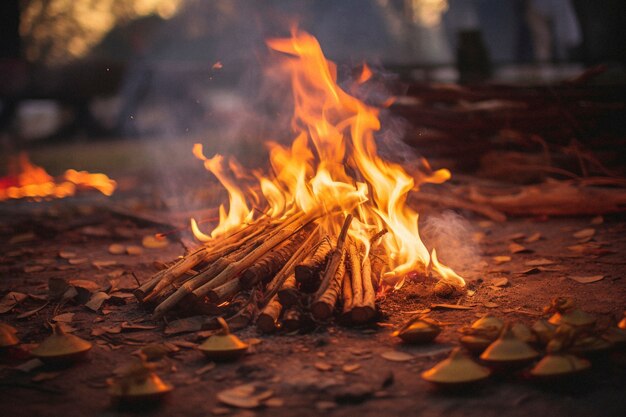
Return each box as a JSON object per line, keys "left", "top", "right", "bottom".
{"left": 142, "top": 235, "right": 169, "bottom": 249}
{"left": 507, "top": 232, "right": 526, "bottom": 241}
{"left": 9, "top": 232, "right": 36, "bottom": 245}
{"left": 265, "top": 398, "right": 285, "bottom": 408}
{"left": 573, "top": 228, "right": 595, "bottom": 240}
{"left": 17, "top": 302, "right": 49, "bottom": 319}
{"left": 217, "top": 384, "right": 273, "bottom": 409}
{"left": 68, "top": 257, "right": 88, "bottom": 265}
{"left": 0, "top": 291, "right": 28, "bottom": 313}
{"left": 509, "top": 243, "right": 532, "bottom": 254}
{"left": 492, "top": 255, "right": 511, "bottom": 264}
{"left": 13, "top": 358, "right": 43, "bottom": 373}
{"left": 314, "top": 362, "right": 332, "bottom": 371}
{"left": 120, "top": 322, "right": 157, "bottom": 331}
{"left": 24, "top": 265, "right": 45, "bottom": 273}
{"left": 85, "top": 292, "right": 110, "bottom": 311}
{"left": 483, "top": 301, "right": 499, "bottom": 308}
{"left": 431, "top": 303, "right": 472, "bottom": 310}
{"left": 92, "top": 260, "right": 117, "bottom": 269}
{"left": 342, "top": 364, "right": 361, "bottom": 373}
{"left": 569, "top": 275, "right": 604, "bottom": 284}
{"left": 525, "top": 232, "right": 542, "bottom": 243}
{"left": 108, "top": 244, "right": 126, "bottom": 255}
{"left": 591, "top": 216, "right": 603, "bottom": 225}
{"left": 126, "top": 246, "right": 143, "bottom": 256}
{"left": 164, "top": 316, "right": 204, "bottom": 335}
{"left": 69, "top": 279, "right": 100, "bottom": 292}
{"left": 58, "top": 251, "right": 76, "bottom": 259}
{"left": 524, "top": 258, "right": 555, "bottom": 266}
{"left": 381, "top": 351, "right": 413, "bottom": 362}
{"left": 52, "top": 312, "right": 75, "bottom": 323}
{"left": 195, "top": 363, "right": 216, "bottom": 375}
{"left": 491, "top": 278, "right": 509, "bottom": 287}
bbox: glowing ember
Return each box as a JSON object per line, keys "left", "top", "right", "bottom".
{"left": 0, "top": 153, "right": 117, "bottom": 201}
{"left": 191, "top": 30, "right": 464, "bottom": 289}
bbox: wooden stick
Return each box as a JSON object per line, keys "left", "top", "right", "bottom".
{"left": 311, "top": 250, "right": 346, "bottom": 320}
{"left": 314, "top": 214, "right": 353, "bottom": 298}
{"left": 346, "top": 241, "right": 363, "bottom": 308}
{"left": 143, "top": 247, "right": 209, "bottom": 301}
{"left": 207, "top": 278, "right": 241, "bottom": 303}
{"left": 261, "top": 225, "right": 321, "bottom": 306}
{"left": 240, "top": 228, "right": 309, "bottom": 288}
{"left": 277, "top": 273, "right": 299, "bottom": 308}
{"left": 227, "top": 297, "right": 258, "bottom": 331}
{"left": 192, "top": 210, "right": 319, "bottom": 300}
{"left": 295, "top": 236, "right": 333, "bottom": 293}
{"left": 352, "top": 254, "right": 376, "bottom": 323}
{"left": 282, "top": 306, "right": 303, "bottom": 332}
{"left": 340, "top": 267, "right": 354, "bottom": 322}
{"left": 369, "top": 228, "right": 388, "bottom": 244}
{"left": 256, "top": 296, "right": 282, "bottom": 333}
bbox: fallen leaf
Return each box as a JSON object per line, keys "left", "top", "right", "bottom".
{"left": 483, "top": 301, "right": 499, "bottom": 308}
{"left": 17, "top": 302, "right": 49, "bottom": 319}
{"left": 591, "top": 216, "right": 603, "bottom": 225}
{"left": 58, "top": 251, "right": 76, "bottom": 259}
{"left": 126, "top": 246, "right": 143, "bottom": 256}
{"left": 0, "top": 292, "right": 28, "bottom": 313}
{"left": 92, "top": 260, "right": 117, "bottom": 269}
{"left": 431, "top": 303, "right": 472, "bottom": 310}
{"left": 525, "top": 232, "right": 542, "bottom": 243}
{"left": 569, "top": 275, "right": 604, "bottom": 284}
{"left": 314, "top": 362, "right": 332, "bottom": 371}
{"left": 342, "top": 364, "right": 361, "bottom": 373}
{"left": 69, "top": 279, "right": 101, "bottom": 292}
{"left": 507, "top": 232, "right": 526, "bottom": 241}
{"left": 9, "top": 232, "right": 36, "bottom": 245}
{"left": 265, "top": 398, "right": 285, "bottom": 407}
{"left": 85, "top": 292, "right": 110, "bottom": 311}
{"left": 492, "top": 255, "right": 511, "bottom": 264}
{"left": 52, "top": 312, "right": 75, "bottom": 323}
{"left": 491, "top": 278, "right": 509, "bottom": 287}
{"left": 13, "top": 358, "right": 43, "bottom": 372}
{"left": 24, "top": 265, "right": 45, "bottom": 273}
{"left": 381, "top": 351, "right": 413, "bottom": 362}
{"left": 509, "top": 243, "right": 532, "bottom": 254}
{"left": 573, "top": 228, "right": 595, "bottom": 240}
{"left": 68, "top": 257, "right": 88, "bottom": 265}
{"left": 164, "top": 316, "right": 204, "bottom": 335}
{"left": 195, "top": 362, "right": 216, "bottom": 375}
{"left": 217, "top": 384, "right": 274, "bottom": 409}
{"left": 108, "top": 244, "right": 126, "bottom": 255}
{"left": 120, "top": 322, "right": 157, "bottom": 331}
{"left": 524, "top": 258, "right": 555, "bottom": 266}
{"left": 142, "top": 235, "right": 169, "bottom": 249}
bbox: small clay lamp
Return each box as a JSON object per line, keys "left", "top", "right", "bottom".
{"left": 549, "top": 309, "right": 596, "bottom": 329}
{"left": 199, "top": 317, "right": 248, "bottom": 361}
{"left": 570, "top": 335, "right": 613, "bottom": 355}
{"left": 109, "top": 359, "right": 173, "bottom": 402}
{"left": 421, "top": 348, "right": 490, "bottom": 386}
{"left": 512, "top": 323, "right": 536, "bottom": 344}
{"left": 529, "top": 354, "right": 591, "bottom": 379}
{"left": 480, "top": 323, "right": 539, "bottom": 366}
{"left": 0, "top": 323, "right": 19, "bottom": 349}
{"left": 459, "top": 316, "right": 503, "bottom": 353}
{"left": 31, "top": 324, "right": 92, "bottom": 362}
{"left": 546, "top": 324, "right": 577, "bottom": 353}
{"left": 393, "top": 318, "right": 441, "bottom": 344}
{"left": 532, "top": 320, "right": 557, "bottom": 346}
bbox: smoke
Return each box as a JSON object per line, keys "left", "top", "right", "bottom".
{"left": 421, "top": 210, "right": 483, "bottom": 280}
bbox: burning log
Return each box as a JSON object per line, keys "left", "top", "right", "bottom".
{"left": 256, "top": 296, "right": 282, "bottom": 333}
{"left": 295, "top": 236, "right": 333, "bottom": 293}
{"left": 340, "top": 266, "right": 354, "bottom": 322}
{"left": 311, "top": 250, "right": 346, "bottom": 320}
{"left": 240, "top": 228, "right": 310, "bottom": 288}
{"left": 208, "top": 278, "right": 242, "bottom": 303}
{"left": 352, "top": 254, "right": 376, "bottom": 323}
{"left": 277, "top": 273, "right": 299, "bottom": 308}
{"left": 314, "top": 215, "right": 353, "bottom": 297}
{"left": 282, "top": 306, "right": 304, "bottom": 332}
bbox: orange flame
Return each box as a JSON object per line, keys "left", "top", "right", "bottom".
{"left": 191, "top": 30, "right": 463, "bottom": 288}
{"left": 0, "top": 153, "right": 116, "bottom": 201}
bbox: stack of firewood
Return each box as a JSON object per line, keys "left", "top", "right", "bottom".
{"left": 135, "top": 211, "right": 385, "bottom": 332}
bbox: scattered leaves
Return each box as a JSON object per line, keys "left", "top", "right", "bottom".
{"left": 142, "top": 235, "right": 169, "bottom": 249}
{"left": 492, "top": 255, "right": 511, "bottom": 264}
{"left": 342, "top": 364, "right": 361, "bottom": 373}
{"left": 573, "top": 228, "right": 595, "bottom": 240}
{"left": 525, "top": 258, "right": 555, "bottom": 266}
{"left": 525, "top": 232, "right": 542, "bottom": 243}
{"left": 108, "top": 244, "right": 126, "bottom": 255}
{"left": 483, "top": 301, "right": 499, "bottom": 308}
{"left": 52, "top": 312, "right": 75, "bottom": 323}
{"left": 381, "top": 351, "right": 413, "bottom": 362}
{"left": 314, "top": 362, "right": 332, "bottom": 371}
{"left": 92, "top": 260, "right": 117, "bottom": 269}
{"left": 509, "top": 243, "right": 532, "bottom": 254}
{"left": 126, "top": 246, "right": 143, "bottom": 256}
{"left": 569, "top": 275, "right": 604, "bottom": 284}
{"left": 164, "top": 316, "right": 204, "bottom": 335}
{"left": 85, "top": 292, "right": 111, "bottom": 311}
{"left": 68, "top": 257, "right": 88, "bottom": 265}
{"left": 58, "top": 251, "right": 76, "bottom": 259}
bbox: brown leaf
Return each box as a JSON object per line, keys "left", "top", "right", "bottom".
{"left": 217, "top": 384, "right": 273, "bottom": 409}
{"left": 108, "top": 244, "right": 126, "bottom": 255}
{"left": 380, "top": 351, "right": 413, "bottom": 362}
{"left": 591, "top": 216, "right": 603, "bottom": 225}
{"left": 23, "top": 265, "right": 45, "bottom": 273}
{"left": 492, "top": 255, "right": 511, "bottom": 264}
{"left": 142, "top": 235, "right": 170, "bottom": 249}
{"left": 569, "top": 275, "right": 604, "bottom": 284}
{"left": 52, "top": 312, "right": 75, "bottom": 323}
{"left": 17, "top": 302, "right": 49, "bottom": 319}
{"left": 69, "top": 279, "right": 101, "bottom": 292}
{"left": 524, "top": 258, "right": 555, "bottom": 266}
{"left": 525, "top": 232, "right": 542, "bottom": 243}
{"left": 573, "top": 228, "right": 595, "bottom": 240}
{"left": 92, "top": 260, "right": 117, "bottom": 269}
{"left": 58, "top": 251, "right": 76, "bottom": 259}
{"left": 120, "top": 322, "right": 157, "bottom": 331}
{"left": 509, "top": 243, "right": 532, "bottom": 254}
{"left": 491, "top": 277, "right": 509, "bottom": 287}
{"left": 195, "top": 362, "right": 216, "bottom": 375}
{"left": 126, "top": 246, "right": 144, "bottom": 256}
{"left": 85, "top": 292, "right": 110, "bottom": 311}
{"left": 342, "top": 364, "right": 361, "bottom": 373}
{"left": 506, "top": 232, "right": 526, "bottom": 241}
{"left": 314, "top": 362, "right": 332, "bottom": 371}
{"left": 68, "top": 257, "right": 88, "bottom": 265}
{"left": 483, "top": 301, "right": 499, "bottom": 308}
{"left": 164, "top": 316, "right": 204, "bottom": 335}
{"left": 0, "top": 291, "right": 28, "bottom": 313}
{"left": 9, "top": 232, "right": 36, "bottom": 245}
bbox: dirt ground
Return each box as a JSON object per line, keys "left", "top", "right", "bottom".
{"left": 1, "top": 190, "right": 625, "bottom": 417}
